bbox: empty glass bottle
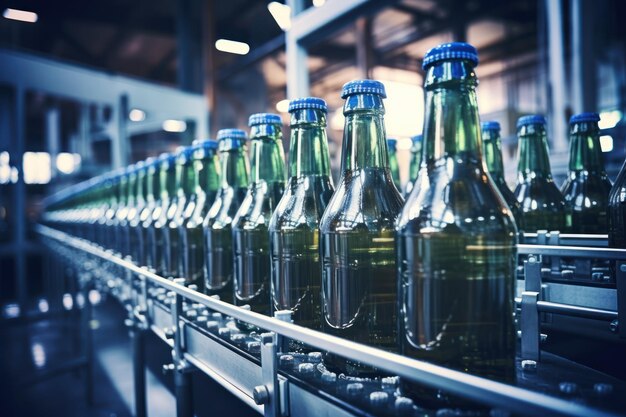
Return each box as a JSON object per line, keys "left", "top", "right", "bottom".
{"left": 180, "top": 139, "right": 220, "bottom": 289}
{"left": 127, "top": 160, "right": 148, "bottom": 264}
{"left": 514, "top": 115, "right": 567, "bottom": 233}
{"left": 204, "top": 129, "right": 249, "bottom": 301}
{"left": 269, "top": 97, "right": 334, "bottom": 333}
{"left": 609, "top": 159, "right": 626, "bottom": 248}
{"left": 481, "top": 121, "right": 522, "bottom": 223}
{"left": 320, "top": 80, "right": 404, "bottom": 375}
{"left": 138, "top": 157, "right": 160, "bottom": 269}
{"left": 561, "top": 113, "right": 612, "bottom": 234}
{"left": 387, "top": 138, "right": 401, "bottom": 191}
{"left": 396, "top": 43, "right": 517, "bottom": 385}
{"left": 233, "top": 113, "right": 286, "bottom": 315}
{"left": 403, "top": 134, "right": 422, "bottom": 197}
{"left": 151, "top": 152, "right": 177, "bottom": 276}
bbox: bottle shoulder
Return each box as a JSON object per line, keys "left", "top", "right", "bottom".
{"left": 319, "top": 168, "right": 404, "bottom": 233}
{"left": 205, "top": 186, "right": 248, "bottom": 229}
{"left": 232, "top": 181, "right": 285, "bottom": 231}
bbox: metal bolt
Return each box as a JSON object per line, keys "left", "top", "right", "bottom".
{"left": 558, "top": 382, "right": 578, "bottom": 395}
{"left": 609, "top": 320, "right": 619, "bottom": 333}
{"left": 593, "top": 383, "right": 613, "bottom": 396}
{"left": 252, "top": 385, "right": 269, "bottom": 405}
{"left": 521, "top": 360, "right": 537, "bottom": 371}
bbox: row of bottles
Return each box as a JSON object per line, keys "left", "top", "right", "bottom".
{"left": 43, "top": 42, "right": 626, "bottom": 385}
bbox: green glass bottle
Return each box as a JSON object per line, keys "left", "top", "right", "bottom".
{"left": 233, "top": 113, "right": 286, "bottom": 315}
{"left": 269, "top": 97, "right": 335, "bottom": 333}
{"left": 181, "top": 139, "right": 220, "bottom": 289}
{"left": 514, "top": 115, "right": 567, "bottom": 232}
{"left": 152, "top": 152, "right": 177, "bottom": 276}
{"left": 138, "top": 158, "right": 160, "bottom": 269}
{"left": 561, "top": 113, "right": 612, "bottom": 234}
{"left": 111, "top": 168, "right": 129, "bottom": 254}
{"left": 127, "top": 160, "right": 147, "bottom": 263}
{"left": 481, "top": 121, "right": 522, "bottom": 224}
{"left": 204, "top": 129, "right": 250, "bottom": 301}
{"left": 98, "top": 172, "right": 117, "bottom": 248}
{"left": 403, "top": 134, "right": 422, "bottom": 197}
{"left": 397, "top": 43, "right": 517, "bottom": 386}
{"left": 609, "top": 160, "right": 626, "bottom": 248}
{"left": 387, "top": 137, "right": 402, "bottom": 191}
{"left": 320, "top": 80, "right": 404, "bottom": 375}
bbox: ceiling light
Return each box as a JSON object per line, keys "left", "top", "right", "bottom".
{"left": 3, "top": 8, "right": 38, "bottom": 23}
{"left": 313, "top": 0, "right": 326, "bottom": 7}
{"left": 162, "top": 119, "right": 187, "bottom": 133}
{"left": 215, "top": 39, "right": 250, "bottom": 55}
{"left": 129, "top": 108, "right": 146, "bottom": 122}
{"left": 276, "top": 99, "right": 290, "bottom": 113}
{"left": 599, "top": 110, "right": 622, "bottom": 130}
{"left": 56, "top": 152, "right": 81, "bottom": 174}
{"left": 268, "top": 2, "right": 291, "bottom": 31}
{"left": 599, "top": 135, "right": 613, "bottom": 153}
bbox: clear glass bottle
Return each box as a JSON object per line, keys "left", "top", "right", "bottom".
{"left": 561, "top": 113, "right": 612, "bottom": 234}
{"left": 269, "top": 97, "right": 335, "bottom": 333}
{"left": 233, "top": 114, "right": 286, "bottom": 315}
{"left": 181, "top": 139, "right": 220, "bottom": 289}
{"left": 403, "top": 134, "right": 422, "bottom": 197}
{"left": 396, "top": 43, "right": 517, "bottom": 386}
{"left": 481, "top": 121, "right": 522, "bottom": 224}
{"left": 320, "top": 79, "right": 404, "bottom": 375}
{"left": 204, "top": 129, "right": 250, "bottom": 301}
{"left": 514, "top": 115, "right": 567, "bottom": 233}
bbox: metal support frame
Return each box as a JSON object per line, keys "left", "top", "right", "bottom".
{"left": 570, "top": 0, "right": 596, "bottom": 114}
{"left": 545, "top": 0, "right": 568, "bottom": 153}
{"left": 36, "top": 225, "right": 623, "bottom": 417}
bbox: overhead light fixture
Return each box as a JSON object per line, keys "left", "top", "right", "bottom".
{"left": 599, "top": 110, "right": 622, "bottom": 130}
{"left": 268, "top": 2, "right": 291, "bottom": 31}
{"left": 23, "top": 152, "right": 51, "bottom": 184}
{"left": 215, "top": 39, "right": 250, "bottom": 55}
{"left": 56, "top": 152, "right": 81, "bottom": 174}
{"left": 600, "top": 135, "right": 613, "bottom": 153}
{"left": 129, "top": 108, "right": 146, "bottom": 122}
{"left": 313, "top": 0, "right": 326, "bottom": 7}
{"left": 276, "top": 99, "right": 290, "bottom": 113}
{"left": 3, "top": 8, "right": 38, "bottom": 23}
{"left": 162, "top": 119, "right": 187, "bottom": 133}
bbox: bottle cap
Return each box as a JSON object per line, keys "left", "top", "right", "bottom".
{"left": 341, "top": 79, "right": 386, "bottom": 99}
{"left": 158, "top": 152, "right": 177, "bottom": 164}
{"left": 248, "top": 113, "right": 282, "bottom": 127}
{"left": 217, "top": 128, "right": 247, "bottom": 141}
{"left": 570, "top": 112, "right": 600, "bottom": 124}
{"left": 481, "top": 121, "right": 501, "bottom": 132}
{"left": 517, "top": 115, "right": 547, "bottom": 128}
{"left": 387, "top": 138, "right": 397, "bottom": 150}
{"left": 423, "top": 42, "right": 478, "bottom": 70}
{"left": 124, "top": 164, "right": 136, "bottom": 174}
{"left": 195, "top": 139, "right": 218, "bottom": 151}
{"left": 288, "top": 97, "right": 328, "bottom": 112}
{"left": 411, "top": 134, "right": 423, "bottom": 143}
{"left": 135, "top": 160, "right": 146, "bottom": 171}
{"left": 144, "top": 157, "right": 157, "bottom": 167}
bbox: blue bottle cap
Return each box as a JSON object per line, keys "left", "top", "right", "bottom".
{"left": 135, "top": 160, "right": 146, "bottom": 171}
{"left": 248, "top": 113, "right": 282, "bottom": 127}
{"left": 194, "top": 138, "right": 218, "bottom": 150}
{"left": 158, "top": 152, "right": 177, "bottom": 163}
{"left": 124, "top": 164, "right": 136, "bottom": 174}
{"left": 341, "top": 79, "right": 387, "bottom": 99}
{"left": 217, "top": 128, "right": 247, "bottom": 141}
{"left": 570, "top": 112, "right": 600, "bottom": 124}
{"left": 144, "top": 157, "right": 157, "bottom": 167}
{"left": 481, "top": 121, "right": 501, "bottom": 132}
{"left": 411, "top": 134, "right": 423, "bottom": 143}
{"left": 387, "top": 138, "right": 397, "bottom": 150}
{"left": 517, "top": 115, "right": 547, "bottom": 128}
{"left": 423, "top": 42, "right": 479, "bottom": 70}
{"left": 288, "top": 97, "right": 328, "bottom": 112}
{"left": 182, "top": 145, "right": 195, "bottom": 159}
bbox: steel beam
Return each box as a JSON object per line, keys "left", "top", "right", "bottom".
{"left": 570, "top": 0, "right": 596, "bottom": 114}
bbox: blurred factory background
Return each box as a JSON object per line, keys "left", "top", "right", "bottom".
{"left": 1, "top": 0, "right": 625, "bottom": 416}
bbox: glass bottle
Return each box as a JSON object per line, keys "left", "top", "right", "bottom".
{"left": 609, "top": 159, "right": 626, "bottom": 248}
{"left": 181, "top": 139, "right": 220, "bottom": 289}
{"left": 151, "top": 152, "right": 177, "bottom": 276}
{"left": 514, "top": 115, "right": 567, "bottom": 233}
{"left": 233, "top": 113, "right": 286, "bottom": 315}
{"left": 403, "top": 134, "right": 422, "bottom": 197}
{"left": 387, "top": 137, "right": 402, "bottom": 191}
{"left": 269, "top": 97, "right": 335, "bottom": 333}
{"left": 561, "top": 113, "right": 612, "bottom": 234}
{"left": 204, "top": 129, "right": 250, "bottom": 301}
{"left": 127, "top": 160, "right": 146, "bottom": 263}
{"left": 320, "top": 79, "right": 404, "bottom": 375}
{"left": 396, "top": 42, "right": 517, "bottom": 385}
{"left": 481, "top": 121, "right": 522, "bottom": 223}
{"left": 104, "top": 170, "right": 121, "bottom": 251}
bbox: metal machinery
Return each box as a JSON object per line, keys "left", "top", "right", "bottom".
{"left": 37, "top": 223, "right": 626, "bottom": 417}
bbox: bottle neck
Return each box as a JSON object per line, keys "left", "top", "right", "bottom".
{"left": 127, "top": 173, "right": 137, "bottom": 206}
{"left": 423, "top": 61, "right": 482, "bottom": 163}
{"left": 249, "top": 124, "right": 286, "bottom": 184}
{"left": 482, "top": 130, "right": 506, "bottom": 181}
{"left": 160, "top": 164, "right": 177, "bottom": 200}
{"left": 136, "top": 171, "right": 146, "bottom": 204}
{"left": 341, "top": 94, "right": 388, "bottom": 172}
{"left": 568, "top": 122, "right": 606, "bottom": 174}
{"left": 146, "top": 166, "right": 157, "bottom": 203}
{"left": 289, "top": 109, "right": 332, "bottom": 178}
{"left": 118, "top": 178, "right": 128, "bottom": 205}
{"left": 220, "top": 147, "right": 249, "bottom": 189}
{"left": 182, "top": 160, "right": 195, "bottom": 196}
{"left": 517, "top": 124, "right": 553, "bottom": 180}
{"left": 197, "top": 151, "right": 220, "bottom": 194}
{"left": 409, "top": 141, "right": 422, "bottom": 180}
